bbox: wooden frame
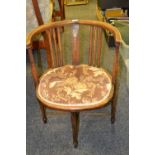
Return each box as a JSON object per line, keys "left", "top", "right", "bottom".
{"left": 31, "top": 0, "right": 44, "bottom": 25}
{"left": 27, "top": 19, "right": 122, "bottom": 147}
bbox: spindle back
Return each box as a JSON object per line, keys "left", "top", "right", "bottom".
{"left": 26, "top": 20, "right": 122, "bottom": 87}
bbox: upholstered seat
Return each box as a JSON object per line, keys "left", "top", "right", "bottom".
{"left": 27, "top": 20, "right": 121, "bottom": 147}
{"left": 37, "top": 64, "right": 113, "bottom": 111}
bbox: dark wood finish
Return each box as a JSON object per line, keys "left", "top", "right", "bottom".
{"left": 26, "top": 20, "right": 122, "bottom": 46}
{"left": 45, "top": 30, "right": 55, "bottom": 68}
{"left": 36, "top": 49, "right": 43, "bottom": 74}
{"left": 32, "top": 40, "right": 45, "bottom": 49}
{"left": 88, "top": 26, "right": 103, "bottom": 67}
{"left": 111, "top": 43, "right": 120, "bottom": 123}
{"left": 44, "top": 32, "right": 53, "bottom": 68}
{"left": 31, "top": 0, "right": 44, "bottom": 25}
{"left": 28, "top": 48, "right": 47, "bottom": 123}
{"left": 111, "top": 78, "right": 119, "bottom": 124}
{"left": 26, "top": 20, "right": 122, "bottom": 109}
{"left": 71, "top": 112, "right": 80, "bottom": 148}
{"left": 57, "top": 0, "right": 65, "bottom": 20}
{"left": 26, "top": 20, "right": 122, "bottom": 147}
{"left": 27, "top": 48, "right": 39, "bottom": 87}
{"left": 38, "top": 100, "right": 47, "bottom": 123}
{"left": 29, "top": 0, "right": 65, "bottom": 124}
{"left": 112, "top": 44, "right": 120, "bottom": 85}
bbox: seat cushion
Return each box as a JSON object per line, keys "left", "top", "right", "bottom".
{"left": 37, "top": 64, "right": 113, "bottom": 111}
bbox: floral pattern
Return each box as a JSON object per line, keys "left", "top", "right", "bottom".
{"left": 37, "top": 64, "right": 112, "bottom": 105}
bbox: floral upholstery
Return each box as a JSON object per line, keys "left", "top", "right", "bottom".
{"left": 37, "top": 64, "right": 113, "bottom": 107}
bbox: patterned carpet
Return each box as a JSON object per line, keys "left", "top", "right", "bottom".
{"left": 26, "top": 0, "right": 129, "bottom": 155}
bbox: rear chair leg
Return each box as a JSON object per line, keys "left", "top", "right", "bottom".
{"left": 38, "top": 100, "right": 47, "bottom": 123}
{"left": 71, "top": 112, "right": 80, "bottom": 148}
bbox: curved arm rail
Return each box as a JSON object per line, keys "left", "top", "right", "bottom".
{"left": 26, "top": 19, "right": 122, "bottom": 49}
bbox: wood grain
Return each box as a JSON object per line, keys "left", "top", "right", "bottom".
{"left": 27, "top": 20, "right": 121, "bottom": 111}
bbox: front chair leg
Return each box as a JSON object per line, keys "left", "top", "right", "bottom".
{"left": 38, "top": 101, "right": 47, "bottom": 123}
{"left": 111, "top": 82, "right": 119, "bottom": 124}
{"left": 71, "top": 112, "right": 80, "bottom": 148}
{"left": 111, "top": 94, "right": 117, "bottom": 124}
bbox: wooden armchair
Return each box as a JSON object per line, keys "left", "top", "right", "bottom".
{"left": 26, "top": 20, "right": 122, "bottom": 148}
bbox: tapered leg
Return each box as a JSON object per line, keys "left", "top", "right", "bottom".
{"left": 111, "top": 94, "right": 117, "bottom": 124}
{"left": 38, "top": 101, "right": 47, "bottom": 123}
{"left": 71, "top": 112, "right": 80, "bottom": 148}
{"left": 111, "top": 82, "right": 119, "bottom": 124}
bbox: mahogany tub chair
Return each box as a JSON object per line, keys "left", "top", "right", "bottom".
{"left": 26, "top": 20, "right": 122, "bottom": 148}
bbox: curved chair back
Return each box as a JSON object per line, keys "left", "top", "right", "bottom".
{"left": 26, "top": 20, "right": 122, "bottom": 87}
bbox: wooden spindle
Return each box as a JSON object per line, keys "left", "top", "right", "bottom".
{"left": 93, "top": 26, "right": 97, "bottom": 66}
{"left": 46, "top": 30, "right": 55, "bottom": 68}
{"left": 36, "top": 49, "right": 43, "bottom": 75}
{"left": 57, "top": 27, "right": 63, "bottom": 66}
{"left": 72, "top": 23, "right": 80, "bottom": 65}
{"left": 88, "top": 26, "right": 93, "bottom": 65}
{"left": 52, "top": 28, "right": 59, "bottom": 67}
{"left": 97, "top": 27, "right": 102, "bottom": 67}
{"left": 43, "top": 32, "right": 53, "bottom": 68}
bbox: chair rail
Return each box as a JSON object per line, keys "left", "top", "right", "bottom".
{"left": 26, "top": 19, "right": 122, "bottom": 49}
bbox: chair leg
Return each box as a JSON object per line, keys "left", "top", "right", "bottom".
{"left": 111, "top": 82, "right": 119, "bottom": 124}
{"left": 71, "top": 112, "right": 80, "bottom": 148}
{"left": 37, "top": 49, "right": 43, "bottom": 76}
{"left": 38, "top": 101, "right": 47, "bottom": 123}
{"left": 111, "top": 94, "right": 117, "bottom": 124}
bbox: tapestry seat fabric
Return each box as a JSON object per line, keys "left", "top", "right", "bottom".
{"left": 37, "top": 64, "right": 113, "bottom": 108}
